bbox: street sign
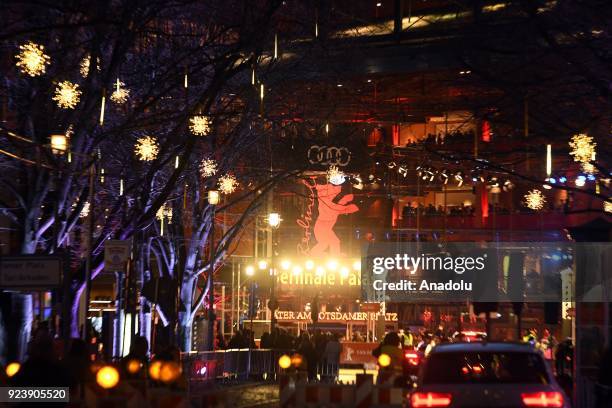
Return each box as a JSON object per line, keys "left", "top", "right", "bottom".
{"left": 0, "top": 256, "right": 63, "bottom": 289}
{"left": 104, "top": 240, "right": 131, "bottom": 271}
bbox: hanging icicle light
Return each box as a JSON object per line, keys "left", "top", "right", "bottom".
{"left": 156, "top": 203, "right": 173, "bottom": 223}
{"left": 327, "top": 165, "right": 346, "bottom": 185}
{"left": 119, "top": 179, "right": 124, "bottom": 196}
{"left": 274, "top": 33, "right": 279, "bottom": 59}
{"left": 99, "top": 90, "right": 106, "bottom": 125}
{"left": 524, "top": 189, "right": 546, "bottom": 211}
{"left": 134, "top": 136, "right": 159, "bottom": 161}
{"left": 189, "top": 115, "right": 211, "bottom": 136}
{"left": 79, "top": 201, "right": 90, "bottom": 218}
{"left": 53, "top": 81, "right": 81, "bottom": 109}
{"left": 156, "top": 203, "right": 173, "bottom": 235}
{"left": 569, "top": 133, "right": 596, "bottom": 164}
{"left": 546, "top": 144, "right": 552, "bottom": 177}
{"left": 218, "top": 173, "right": 238, "bottom": 194}
{"left": 15, "top": 41, "right": 50, "bottom": 77}
{"left": 199, "top": 158, "right": 218, "bottom": 178}
{"left": 251, "top": 68, "right": 255, "bottom": 85}
{"left": 110, "top": 79, "right": 129, "bottom": 103}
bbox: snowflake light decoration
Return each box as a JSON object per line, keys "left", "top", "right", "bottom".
{"left": 189, "top": 115, "right": 211, "bottom": 136}
{"left": 569, "top": 133, "right": 596, "bottom": 164}
{"left": 524, "top": 189, "right": 546, "bottom": 211}
{"left": 218, "top": 173, "right": 238, "bottom": 194}
{"left": 156, "top": 203, "right": 173, "bottom": 223}
{"left": 134, "top": 136, "right": 159, "bottom": 161}
{"left": 16, "top": 42, "right": 50, "bottom": 77}
{"left": 327, "top": 165, "right": 346, "bottom": 185}
{"left": 53, "top": 81, "right": 81, "bottom": 109}
{"left": 110, "top": 80, "right": 129, "bottom": 103}
{"left": 199, "top": 158, "right": 218, "bottom": 178}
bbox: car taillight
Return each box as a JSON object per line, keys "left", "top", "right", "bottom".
{"left": 405, "top": 352, "right": 420, "bottom": 366}
{"left": 410, "top": 392, "right": 452, "bottom": 407}
{"left": 521, "top": 392, "right": 563, "bottom": 407}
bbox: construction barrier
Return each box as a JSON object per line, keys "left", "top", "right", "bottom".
{"left": 279, "top": 373, "right": 405, "bottom": 408}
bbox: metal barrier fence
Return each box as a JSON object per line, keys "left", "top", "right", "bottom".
{"left": 182, "top": 348, "right": 292, "bottom": 383}
{"left": 182, "top": 349, "right": 341, "bottom": 384}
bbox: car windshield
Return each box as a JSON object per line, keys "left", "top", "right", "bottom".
{"left": 423, "top": 351, "right": 549, "bottom": 384}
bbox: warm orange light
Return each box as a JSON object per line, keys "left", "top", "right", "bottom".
{"left": 378, "top": 353, "right": 391, "bottom": 367}
{"left": 149, "top": 360, "right": 162, "bottom": 380}
{"left": 290, "top": 354, "right": 303, "bottom": 367}
{"left": 5, "top": 362, "right": 20, "bottom": 377}
{"left": 126, "top": 359, "right": 142, "bottom": 374}
{"left": 159, "top": 361, "right": 182, "bottom": 383}
{"left": 96, "top": 365, "right": 120, "bottom": 389}
{"left": 278, "top": 354, "right": 291, "bottom": 369}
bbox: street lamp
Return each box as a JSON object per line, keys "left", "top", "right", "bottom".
{"left": 245, "top": 265, "right": 255, "bottom": 276}
{"left": 50, "top": 134, "right": 68, "bottom": 154}
{"left": 206, "top": 189, "right": 219, "bottom": 351}
{"left": 267, "top": 212, "right": 282, "bottom": 333}
{"left": 267, "top": 212, "right": 282, "bottom": 229}
{"left": 208, "top": 190, "right": 220, "bottom": 205}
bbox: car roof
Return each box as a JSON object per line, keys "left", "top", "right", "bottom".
{"left": 430, "top": 342, "right": 537, "bottom": 354}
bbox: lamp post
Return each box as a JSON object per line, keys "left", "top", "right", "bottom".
{"left": 266, "top": 212, "right": 282, "bottom": 332}
{"left": 206, "top": 190, "right": 219, "bottom": 351}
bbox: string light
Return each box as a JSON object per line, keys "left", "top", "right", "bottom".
{"left": 134, "top": 136, "right": 159, "bottom": 161}
{"left": 569, "top": 133, "right": 596, "bottom": 164}
{"left": 218, "top": 173, "right": 238, "bottom": 194}
{"left": 110, "top": 79, "right": 129, "bottom": 103}
{"left": 189, "top": 115, "right": 211, "bottom": 136}
{"left": 15, "top": 42, "right": 50, "bottom": 77}
{"left": 524, "top": 189, "right": 546, "bottom": 210}
{"left": 199, "top": 158, "right": 218, "bottom": 178}
{"left": 53, "top": 81, "right": 81, "bottom": 109}
{"left": 327, "top": 165, "right": 346, "bottom": 185}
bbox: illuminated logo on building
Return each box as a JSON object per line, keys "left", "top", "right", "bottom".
{"left": 307, "top": 145, "right": 351, "bottom": 166}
